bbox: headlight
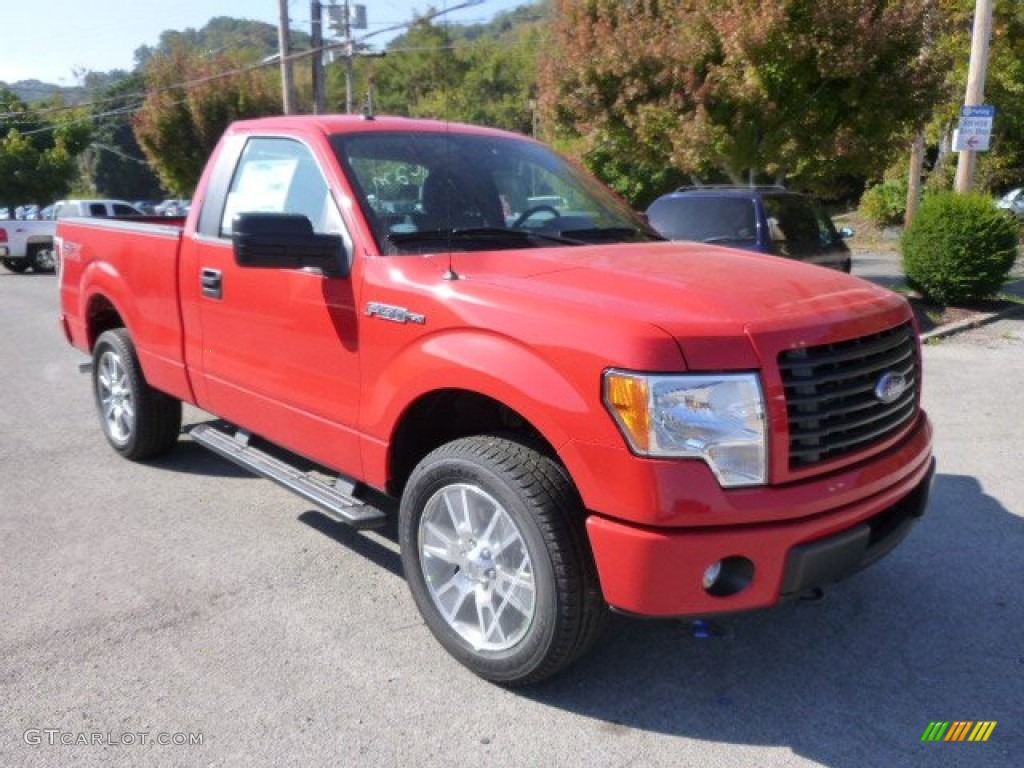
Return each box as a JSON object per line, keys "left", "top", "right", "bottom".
{"left": 603, "top": 370, "right": 767, "bottom": 487}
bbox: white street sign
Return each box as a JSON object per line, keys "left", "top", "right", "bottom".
{"left": 954, "top": 104, "right": 995, "bottom": 152}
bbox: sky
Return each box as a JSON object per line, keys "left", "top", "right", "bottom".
{"left": 0, "top": 0, "right": 529, "bottom": 85}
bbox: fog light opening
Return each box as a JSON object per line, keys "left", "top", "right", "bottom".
{"left": 702, "top": 556, "right": 755, "bottom": 597}
{"left": 701, "top": 562, "right": 722, "bottom": 590}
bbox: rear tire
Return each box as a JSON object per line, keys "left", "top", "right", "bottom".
{"left": 399, "top": 435, "right": 607, "bottom": 685}
{"left": 29, "top": 243, "right": 56, "bottom": 273}
{"left": 2, "top": 258, "right": 30, "bottom": 273}
{"left": 92, "top": 329, "right": 182, "bottom": 460}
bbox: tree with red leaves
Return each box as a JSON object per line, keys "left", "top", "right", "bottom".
{"left": 540, "top": 0, "right": 946, "bottom": 204}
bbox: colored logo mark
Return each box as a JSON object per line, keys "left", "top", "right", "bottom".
{"left": 921, "top": 721, "right": 997, "bottom": 742}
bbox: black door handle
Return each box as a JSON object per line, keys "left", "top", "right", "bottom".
{"left": 201, "top": 268, "right": 222, "bottom": 299}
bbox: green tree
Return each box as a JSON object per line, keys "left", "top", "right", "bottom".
{"left": 0, "top": 88, "right": 90, "bottom": 214}
{"left": 363, "top": 19, "right": 467, "bottom": 118}
{"left": 87, "top": 74, "right": 164, "bottom": 200}
{"left": 134, "top": 16, "right": 310, "bottom": 70}
{"left": 432, "top": 26, "right": 542, "bottom": 135}
{"left": 925, "top": 0, "right": 1024, "bottom": 192}
{"left": 354, "top": 8, "right": 545, "bottom": 134}
{"left": 540, "top": 0, "right": 945, "bottom": 206}
{"left": 133, "top": 43, "right": 281, "bottom": 195}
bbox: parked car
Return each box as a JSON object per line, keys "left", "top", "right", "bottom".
{"left": 996, "top": 187, "right": 1024, "bottom": 216}
{"left": 0, "top": 219, "right": 56, "bottom": 272}
{"left": 154, "top": 198, "right": 190, "bottom": 216}
{"left": 2, "top": 200, "right": 144, "bottom": 273}
{"left": 52, "top": 199, "right": 144, "bottom": 219}
{"left": 132, "top": 200, "right": 161, "bottom": 215}
{"left": 646, "top": 186, "right": 853, "bottom": 272}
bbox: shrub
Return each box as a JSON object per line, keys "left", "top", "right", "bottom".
{"left": 901, "top": 192, "right": 1019, "bottom": 304}
{"left": 859, "top": 179, "right": 908, "bottom": 227}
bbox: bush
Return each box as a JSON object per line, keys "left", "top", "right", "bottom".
{"left": 859, "top": 179, "right": 908, "bottom": 227}
{"left": 901, "top": 192, "right": 1019, "bottom": 304}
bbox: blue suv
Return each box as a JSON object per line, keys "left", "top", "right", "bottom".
{"left": 646, "top": 186, "right": 853, "bottom": 272}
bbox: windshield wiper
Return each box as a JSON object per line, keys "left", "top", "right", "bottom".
{"left": 701, "top": 234, "right": 756, "bottom": 244}
{"left": 387, "top": 227, "right": 581, "bottom": 247}
{"left": 557, "top": 226, "right": 662, "bottom": 243}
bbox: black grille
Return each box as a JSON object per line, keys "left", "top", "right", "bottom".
{"left": 778, "top": 323, "right": 919, "bottom": 470}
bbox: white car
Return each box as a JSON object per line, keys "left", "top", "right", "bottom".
{"left": 0, "top": 219, "right": 56, "bottom": 272}
{"left": 996, "top": 188, "right": 1024, "bottom": 216}
{"left": 2, "top": 200, "right": 144, "bottom": 273}
{"left": 52, "top": 199, "right": 144, "bottom": 218}
{"left": 154, "top": 198, "right": 190, "bottom": 216}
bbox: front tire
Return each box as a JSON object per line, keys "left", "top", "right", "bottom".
{"left": 399, "top": 435, "right": 607, "bottom": 685}
{"left": 92, "top": 329, "right": 182, "bottom": 460}
{"left": 2, "top": 258, "right": 30, "bottom": 273}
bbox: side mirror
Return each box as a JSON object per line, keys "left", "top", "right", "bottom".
{"left": 232, "top": 213, "right": 349, "bottom": 277}
{"left": 838, "top": 227, "right": 855, "bottom": 239}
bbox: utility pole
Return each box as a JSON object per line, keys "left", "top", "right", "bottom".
{"left": 905, "top": 132, "right": 925, "bottom": 227}
{"left": 954, "top": 0, "right": 994, "bottom": 193}
{"left": 343, "top": 1, "right": 355, "bottom": 114}
{"left": 312, "top": 1, "right": 327, "bottom": 114}
{"left": 277, "top": 0, "right": 297, "bottom": 114}
{"left": 326, "top": 1, "right": 369, "bottom": 114}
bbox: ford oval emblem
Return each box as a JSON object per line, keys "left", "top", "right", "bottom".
{"left": 874, "top": 372, "right": 907, "bottom": 404}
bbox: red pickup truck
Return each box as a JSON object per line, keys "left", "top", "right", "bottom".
{"left": 57, "top": 115, "right": 934, "bottom": 684}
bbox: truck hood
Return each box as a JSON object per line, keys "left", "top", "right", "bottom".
{"left": 452, "top": 241, "right": 910, "bottom": 368}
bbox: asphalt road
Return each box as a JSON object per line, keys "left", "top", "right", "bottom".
{"left": 2, "top": 270, "right": 1021, "bottom": 767}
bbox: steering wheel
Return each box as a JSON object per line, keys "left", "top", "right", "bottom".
{"left": 513, "top": 205, "right": 561, "bottom": 228}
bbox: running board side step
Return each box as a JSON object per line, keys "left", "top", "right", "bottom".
{"left": 189, "top": 422, "right": 388, "bottom": 530}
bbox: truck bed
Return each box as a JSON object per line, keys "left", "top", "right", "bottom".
{"left": 58, "top": 216, "right": 192, "bottom": 402}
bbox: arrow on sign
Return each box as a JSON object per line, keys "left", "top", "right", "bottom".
{"left": 967, "top": 136, "right": 979, "bottom": 148}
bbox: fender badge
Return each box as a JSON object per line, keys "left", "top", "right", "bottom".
{"left": 365, "top": 302, "right": 426, "bottom": 325}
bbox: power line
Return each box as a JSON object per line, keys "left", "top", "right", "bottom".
{"left": 2, "top": 4, "right": 537, "bottom": 123}
{"left": 15, "top": 103, "right": 146, "bottom": 136}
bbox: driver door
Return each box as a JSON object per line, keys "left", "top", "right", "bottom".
{"left": 185, "top": 135, "right": 364, "bottom": 475}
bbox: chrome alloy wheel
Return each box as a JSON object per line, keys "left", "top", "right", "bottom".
{"left": 418, "top": 483, "right": 536, "bottom": 651}
{"left": 32, "top": 246, "right": 56, "bottom": 272}
{"left": 96, "top": 349, "right": 135, "bottom": 444}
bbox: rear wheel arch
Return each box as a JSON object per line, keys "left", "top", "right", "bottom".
{"left": 84, "top": 293, "right": 126, "bottom": 351}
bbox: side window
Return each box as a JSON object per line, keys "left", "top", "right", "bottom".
{"left": 764, "top": 197, "right": 819, "bottom": 246}
{"left": 89, "top": 203, "right": 107, "bottom": 217}
{"left": 811, "top": 203, "right": 840, "bottom": 244}
{"left": 112, "top": 204, "right": 137, "bottom": 216}
{"left": 220, "top": 137, "right": 345, "bottom": 240}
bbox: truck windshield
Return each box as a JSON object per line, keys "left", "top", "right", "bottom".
{"left": 330, "top": 131, "right": 661, "bottom": 254}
